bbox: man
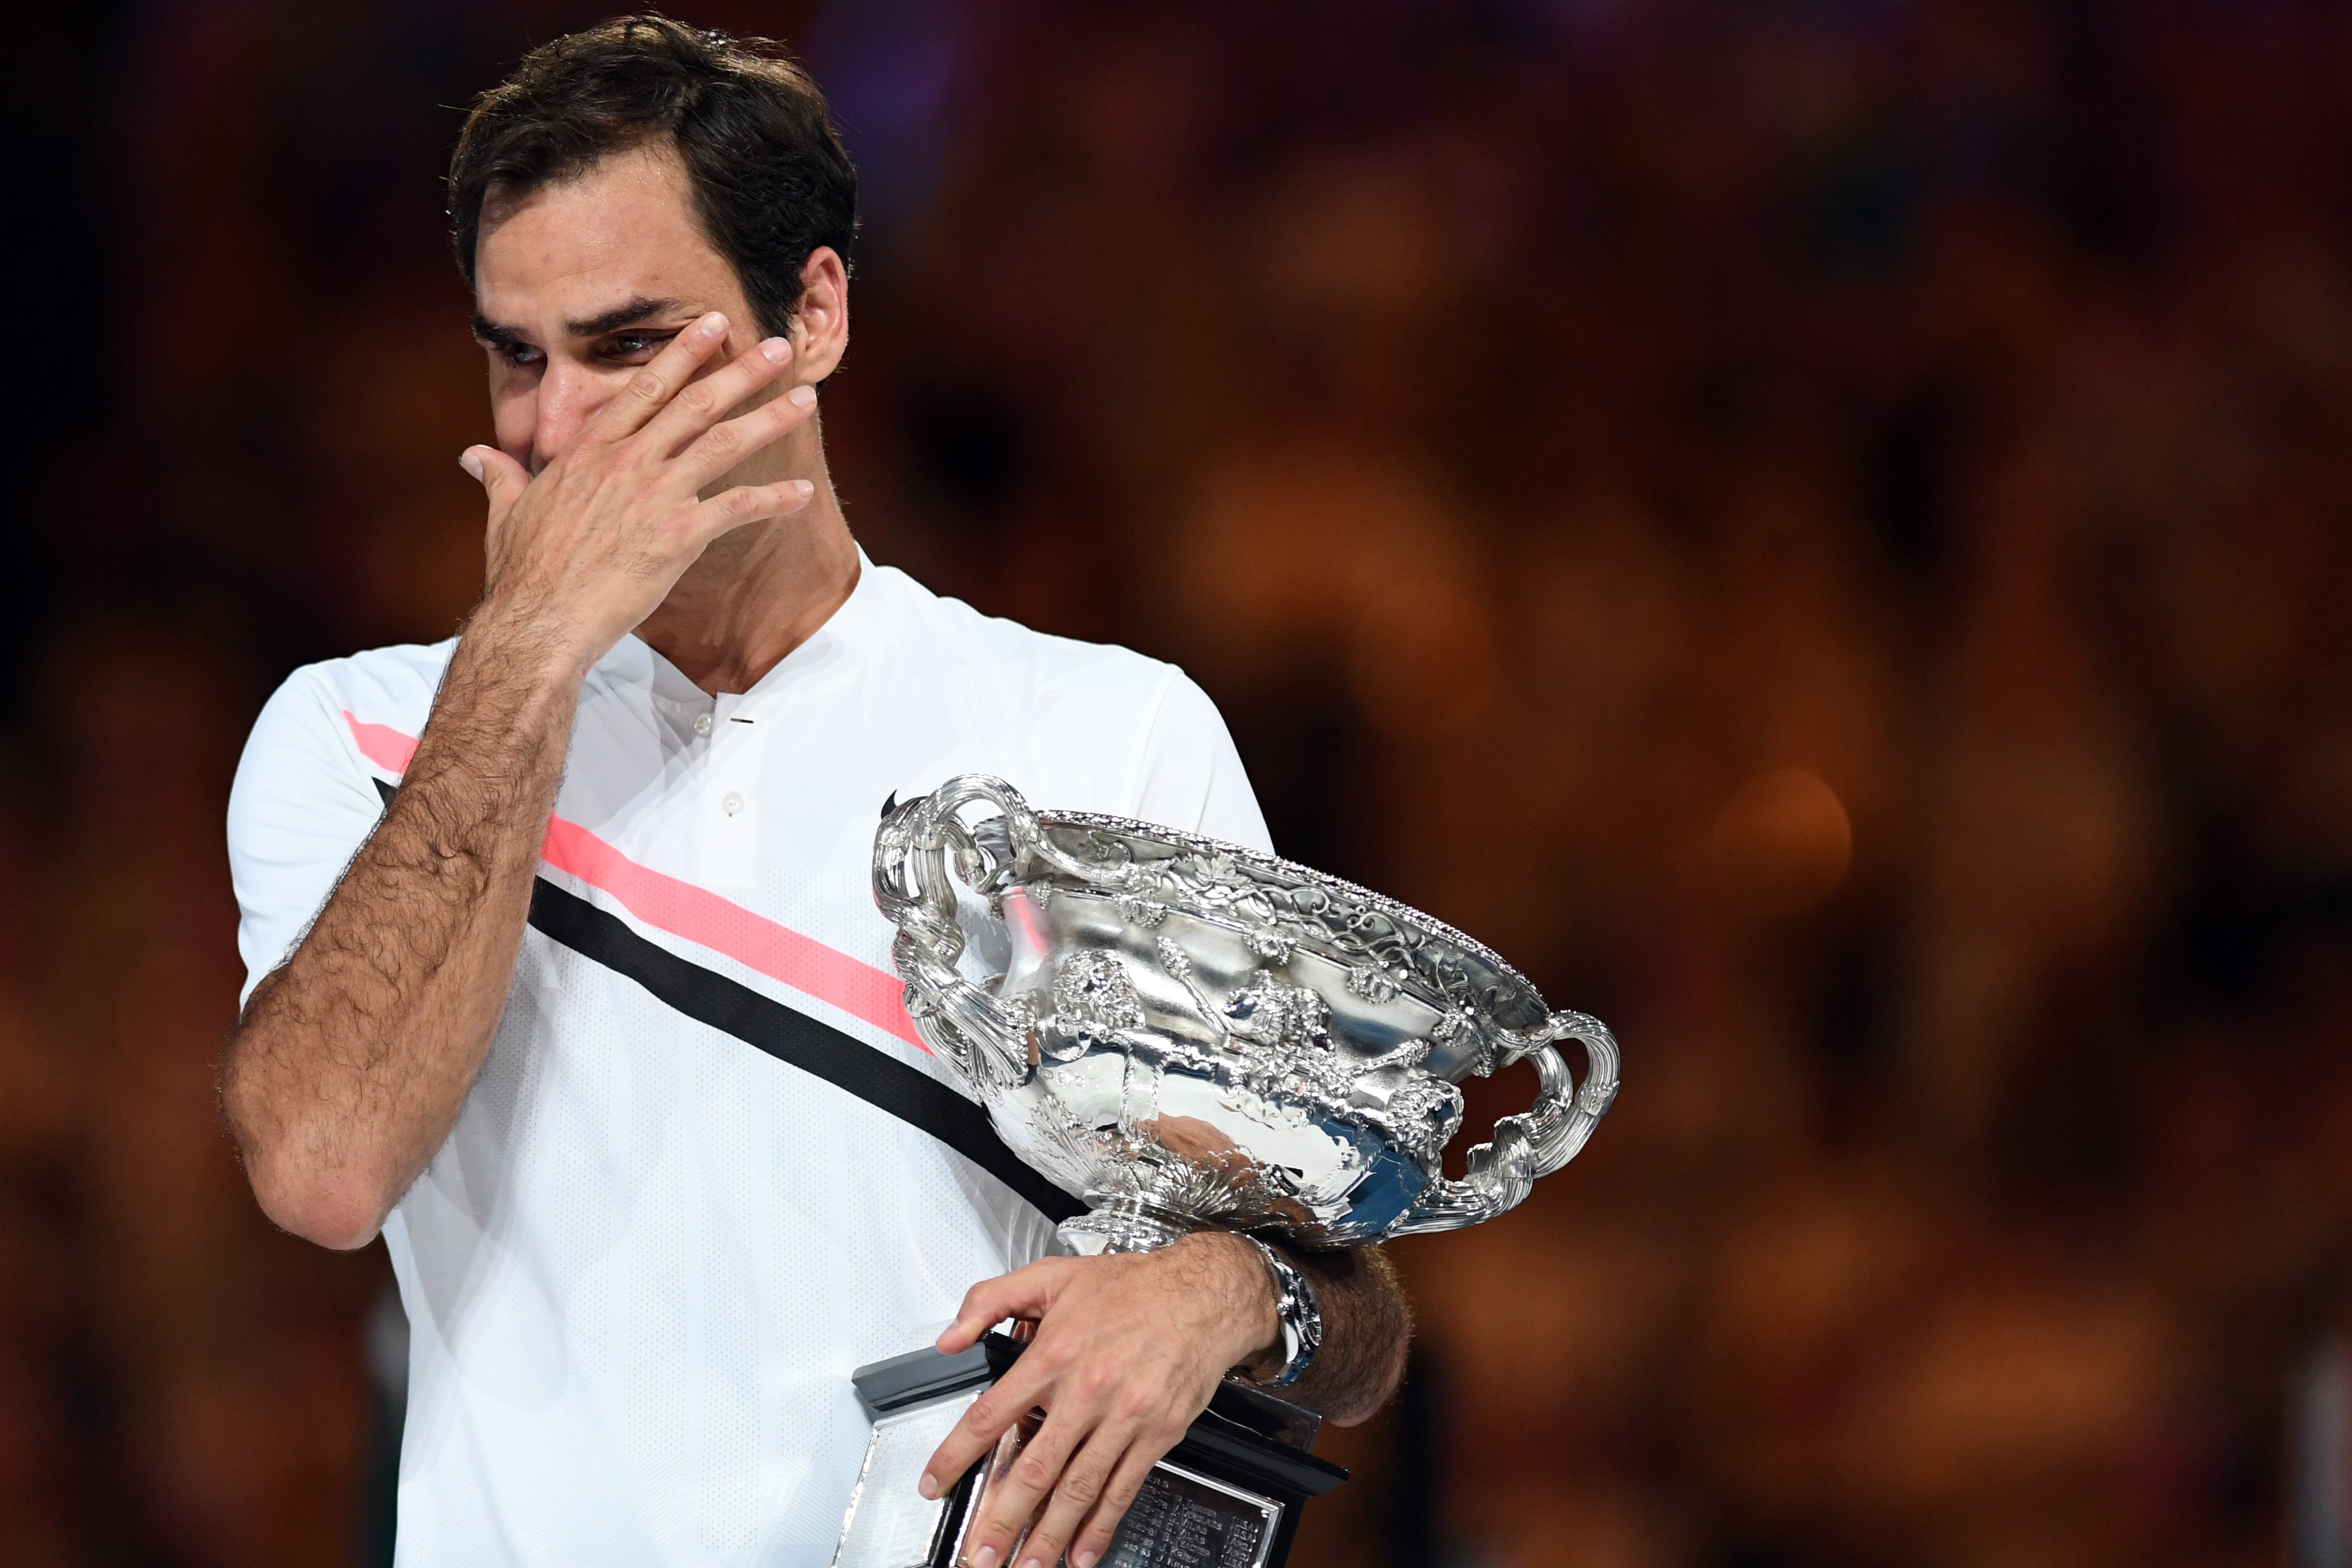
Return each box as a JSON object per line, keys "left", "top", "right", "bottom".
{"left": 218, "top": 18, "right": 1409, "bottom": 1568}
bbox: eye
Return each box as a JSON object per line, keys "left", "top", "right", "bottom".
{"left": 497, "top": 342, "right": 544, "bottom": 369}
{"left": 602, "top": 330, "right": 680, "bottom": 363}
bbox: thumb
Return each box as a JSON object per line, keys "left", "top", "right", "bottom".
{"left": 459, "top": 445, "right": 529, "bottom": 520}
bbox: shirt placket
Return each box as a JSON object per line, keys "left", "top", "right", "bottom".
{"left": 702, "top": 691, "right": 764, "bottom": 900}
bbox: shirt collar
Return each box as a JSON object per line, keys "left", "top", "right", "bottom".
{"left": 608, "top": 545, "right": 888, "bottom": 710}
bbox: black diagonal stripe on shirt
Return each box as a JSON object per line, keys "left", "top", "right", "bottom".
{"left": 526, "top": 878, "right": 1083, "bottom": 1223}
{"left": 369, "top": 773, "right": 1079, "bottom": 1223}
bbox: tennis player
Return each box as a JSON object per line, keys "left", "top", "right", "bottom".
{"left": 219, "top": 18, "right": 1409, "bottom": 1568}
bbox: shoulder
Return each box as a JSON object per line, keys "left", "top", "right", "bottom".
{"left": 871, "top": 563, "right": 1182, "bottom": 714}
{"left": 277, "top": 638, "right": 458, "bottom": 727}
{"left": 866, "top": 563, "right": 1266, "bottom": 843}
{"left": 235, "top": 637, "right": 456, "bottom": 785}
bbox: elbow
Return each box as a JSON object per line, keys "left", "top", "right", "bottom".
{"left": 219, "top": 1027, "right": 390, "bottom": 1251}
{"left": 245, "top": 1153, "right": 389, "bottom": 1250}
{"left": 223, "top": 1093, "right": 388, "bottom": 1251}
{"left": 1324, "top": 1332, "right": 1411, "bottom": 1428}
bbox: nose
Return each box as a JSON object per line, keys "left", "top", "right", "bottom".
{"left": 530, "top": 361, "right": 611, "bottom": 471}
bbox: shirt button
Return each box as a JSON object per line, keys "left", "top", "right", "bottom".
{"left": 721, "top": 791, "right": 745, "bottom": 817}
{"left": 693, "top": 713, "right": 712, "bottom": 736}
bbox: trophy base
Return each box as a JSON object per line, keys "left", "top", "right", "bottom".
{"left": 833, "top": 1331, "right": 1345, "bottom": 1568}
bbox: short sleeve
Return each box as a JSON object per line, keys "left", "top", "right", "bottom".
{"left": 1126, "top": 670, "right": 1274, "bottom": 854}
{"left": 227, "top": 668, "right": 389, "bottom": 1007}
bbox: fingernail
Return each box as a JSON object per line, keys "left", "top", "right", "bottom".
{"left": 700, "top": 311, "right": 728, "bottom": 336}
{"left": 1076, "top": 1554, "right": 1098, "bottom": 1568}
{"left": 458, "top": 449, "right": 484, "bottom": 481}
{"left": 793, "top": 479, "right": 815, "bottom": 498}
{"left": 1020, "top": 1557, "right": 1044, "bottom": 1568}
{"left": 971, "top": 1549, "right": 999, "bottom": 1568}
{"left": 788, "top": 384, "right": 817, "bottom": 408}
{"left": 761, "top": 337, "right": 791, "bottom": 363}
{"left": 917, "top": 1472, "right": 939, "bottom": 1500}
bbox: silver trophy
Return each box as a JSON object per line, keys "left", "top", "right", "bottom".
{"left": 834, "top": 774, "right": 1618, "bottom": 1568}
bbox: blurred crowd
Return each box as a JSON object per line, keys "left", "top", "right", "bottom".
{"left": 3, "top": 1, "right": 2350, "bottom": 1564}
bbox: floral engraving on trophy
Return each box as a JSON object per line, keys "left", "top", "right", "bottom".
{"left": 1246, "top": 927, "right": 1296, "bottom": 964}
{"left": 1218, "top": 977, "right": 1329, "bottom": 1054}
{"left": 1052, "top": 951, "right": 1147, "bottom": 1044}
{"left": 1379, "top": 1076, "right": 1466, "bottom": 1151}
{"left": 1114, "top": 891, "right": 1171, "bottom": 928}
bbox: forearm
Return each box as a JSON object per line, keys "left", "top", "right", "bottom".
{"left": 1276, "top": 1243, "right": 1411, "bottom": 1424}
{"left": 220, "top": 612, "right": 586, "bottom": 1246}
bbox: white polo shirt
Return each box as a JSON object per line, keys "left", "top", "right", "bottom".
{"left": 227, "top": 554, "right": 1272, "bottom": 1567}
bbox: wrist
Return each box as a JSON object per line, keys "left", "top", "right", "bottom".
{"left": 462, "top": 596, "right": 604, "bottom": 688}
{"left": 1175, "top": 1231, "right": 1284, "bottom": 1373}
{"left": 1231, "top": 1235, "right": 1322, "bottom": 1388}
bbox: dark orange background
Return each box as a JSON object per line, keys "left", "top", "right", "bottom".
{"left": 4, "top": 2, "right": 2350, "bottom": 1564}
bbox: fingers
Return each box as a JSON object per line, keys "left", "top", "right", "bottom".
{"left": 968, "top": 1406, "right": 1102, "bottom": 1568}
{"left": 1067, "top": 1443, "right": 1171, "bottom": 1568}
{"left": 642, "top": 333, "right": 799, "bottom": 456}
{"left": 684, "top": 478, "right": 817, "bottom": 546}
{"left": 587, "top": 311, "right": 732, "bottom": 441}
{"left": 921, "top": 1353, "right": 1052, "bottom": 1504}
{"left": 1011, "top": 1426, "right": 1136, "bottom": 1568}
{"left": 675, "top": 383, "right": 819, "bottom": 491}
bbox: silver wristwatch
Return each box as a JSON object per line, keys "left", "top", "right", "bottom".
{"left": 1238, "top": 1234, "right": 1323, "bottom": 1388}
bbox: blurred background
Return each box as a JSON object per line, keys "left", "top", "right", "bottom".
{"left": 5, "top": 0, "right": 2352, "bottom": 1564}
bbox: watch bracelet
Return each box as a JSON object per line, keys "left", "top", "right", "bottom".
{"left": 1237, "top": 1233, "right": 1323, "bottom": 1388}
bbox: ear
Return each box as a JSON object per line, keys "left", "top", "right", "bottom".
{"left": 788, "top": 246, "right": 850, "bottom": 382}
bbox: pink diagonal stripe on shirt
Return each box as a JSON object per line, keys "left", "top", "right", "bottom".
{"left": 343, "top": 712, "right": 418, "bottom": 773}
{"left": 536, "top": 817, "right": 928, "bottom": 1051}
{"left": 343, "top": 711, "right": 926, "bottom": 1052}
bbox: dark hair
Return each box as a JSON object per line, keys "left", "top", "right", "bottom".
{"left": 448, "top": 15, "right": 857, "bottom": 338}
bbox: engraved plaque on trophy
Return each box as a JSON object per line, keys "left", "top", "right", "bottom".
{"left": 835, "top": 775, "right": 1620, "bottom": 1567}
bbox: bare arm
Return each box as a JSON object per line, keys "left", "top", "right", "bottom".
{"left": 1276, "top": 1239, "right": 1411, "bottom": 1424}
{"left": 923, "top": 1232, "right": 1411, "bottom": 1568}
{"left": 218, "top": 313, "right": 815, "bottom": 1248}
{"left": 223, "top": 621, "right": 583, "bottom": 1248}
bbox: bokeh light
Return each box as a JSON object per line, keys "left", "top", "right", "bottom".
{"left": 1709, "top": 767, "right": 1853, "bottom": 918}
{"left": 2, "top": 3, "right": 2349, "bottom": 1566}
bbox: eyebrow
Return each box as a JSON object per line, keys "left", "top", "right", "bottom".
{"left": 565, "top": 295, "right": 691, "bottom": 337}
{"left": 470, "top": 295, "right": 693, "bottom": 349}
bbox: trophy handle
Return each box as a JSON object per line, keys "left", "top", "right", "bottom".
{"left": 1386, "top": 1009, "right": 1619, "bottom": 1237}
{"left": 874, "top": 773, "right": 1086, "bottom": 1086}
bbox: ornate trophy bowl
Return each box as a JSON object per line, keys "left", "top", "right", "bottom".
{"left": 873, "top": 774, "right": 1619, "bottom": 1256}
